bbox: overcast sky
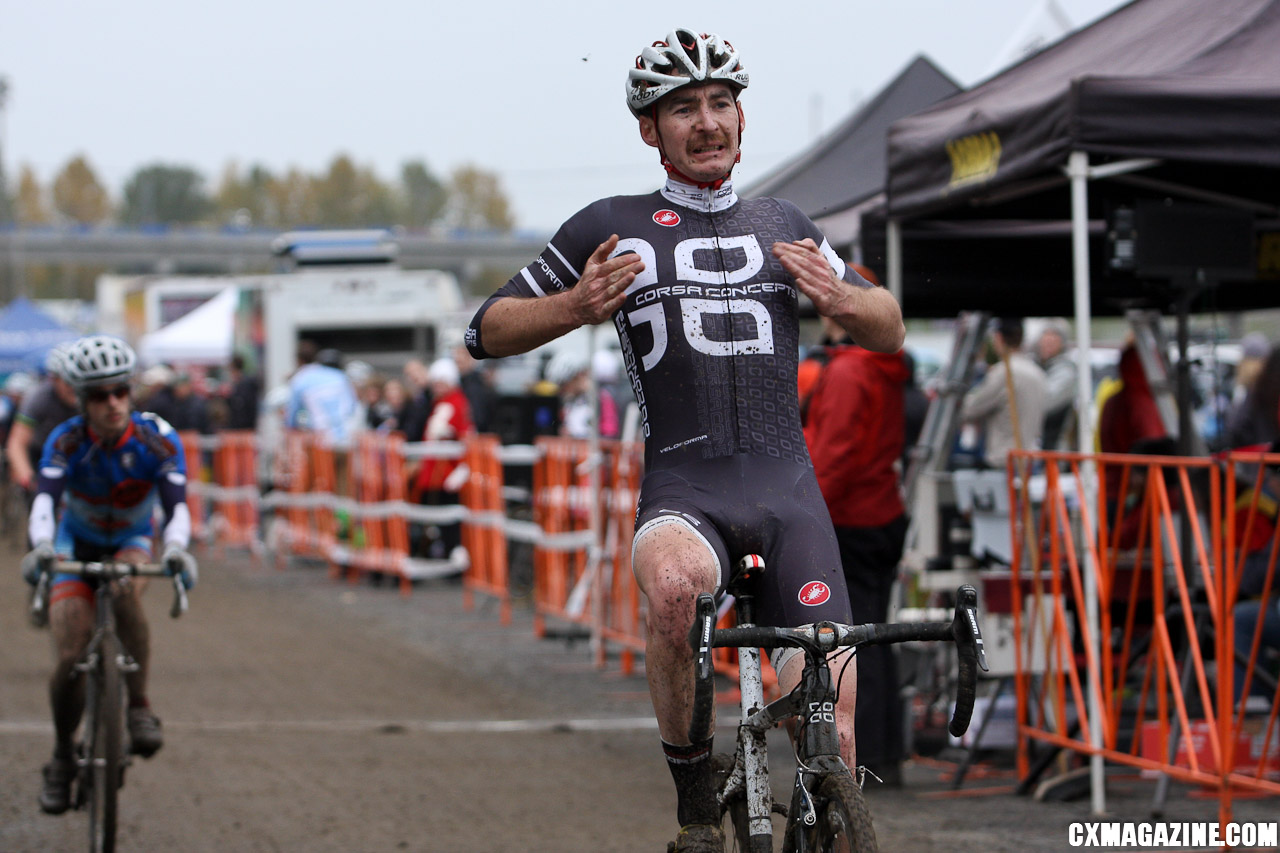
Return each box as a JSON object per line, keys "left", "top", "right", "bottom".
{"left": 1, "top": 0, "right": 1126, "bottom": 234}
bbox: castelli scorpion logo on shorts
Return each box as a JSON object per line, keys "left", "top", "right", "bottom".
{"left": 798, "top": 581, "right": 831, "bottom": 606}
{"left": 653, "top": 209, "right": 681, "bottom": 227}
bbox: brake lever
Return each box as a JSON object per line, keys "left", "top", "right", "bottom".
{"left": 170, "top": 574, "right": 189, "bottom": 619}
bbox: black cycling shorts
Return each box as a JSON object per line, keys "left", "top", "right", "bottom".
{"left": 633, "top": 454, "right": 851, "bottom": 629}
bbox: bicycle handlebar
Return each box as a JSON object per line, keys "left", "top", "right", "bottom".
{"left": 29, "top": 560, "right": 190, "bottom": 620}
{"left": 688, "top": 585, "right": 988, "bottom": 743}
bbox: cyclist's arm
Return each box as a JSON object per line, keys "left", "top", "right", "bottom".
{"left": 467, "top": 232, "right": 641, "bottom": 359}
{"left": 154, "top": 428, "right": 192, "bottom": 551}
{"left": 157, "top": 475, "right": 192, "bottom": 551}
{"left": 28, "top": 459, "right": 66, "bottom": 546}
{"left": 5, "top": 418, "right": 35, "bottom": 489}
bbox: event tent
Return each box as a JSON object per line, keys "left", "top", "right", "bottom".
{"left": 0, "top": 298, "right": 79, "bottom": 376}
{"left": 137, "top": 287, "right": 237, "bottom": 366}
{"left": 867, "top": 0, "right": 1280, "bottom": 319}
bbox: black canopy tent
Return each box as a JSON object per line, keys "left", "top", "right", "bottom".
{"left": 865, "top": 0, "right": 1280, "bottom": 320}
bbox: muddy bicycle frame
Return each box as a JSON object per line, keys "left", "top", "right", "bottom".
{"left": 689, "top": 555, "right": 987, "bottom": 853}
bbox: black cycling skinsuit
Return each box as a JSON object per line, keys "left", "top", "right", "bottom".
{"left": 467, "top": 177, "right": 878, "bottom": 629}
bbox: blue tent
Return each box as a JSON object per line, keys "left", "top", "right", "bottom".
{"left": 0, "top": 298, "right": 79, "bottom": 376}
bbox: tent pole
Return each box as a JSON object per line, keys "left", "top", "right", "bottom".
{"left": 1068, "top": 149, "right": 1106, "bottom": 815}
{"left": 887, "top": 218, "right": 903, "bottom": 307}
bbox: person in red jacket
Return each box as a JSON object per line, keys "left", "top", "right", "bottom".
{"left": 1098, "top": 343, "right": 1173, "bottom": 549}
{"left": 803, "top": 307, "right": 911, "bottom": 785}
{"left": 412, "top": 357, "right": 474, "bottom": 566}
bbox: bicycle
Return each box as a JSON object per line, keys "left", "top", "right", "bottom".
{"left": 30, "top": 559, "right": 190, "bottom": 853}
{"left": 687, "top": 555, "right": 987, "bottom": 853}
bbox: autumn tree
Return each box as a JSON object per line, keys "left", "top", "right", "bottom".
{"left": 267, "top": 167, "right": 321, "bottom": 226}
{"left": 51, "top": 155, "right": 111, "bottom": 224}
{"left": 14, "top": 165, "right": 50, "bottom": 224}
{"left": 311, "top": 154, "right": 397, "bottom": 226}
{"left": 445, "top": 165, "right": 513, "bottom": 232}
{"left": 120, "top": 163, "right": 213, "bottom": 225}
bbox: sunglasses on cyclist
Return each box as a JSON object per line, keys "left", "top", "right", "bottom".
{"left": 84, "top": 385, "right": 131, "bottom": 403}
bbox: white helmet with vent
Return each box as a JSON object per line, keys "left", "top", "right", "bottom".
{"left": 63, "top": 335, "right": 138, "bottom": 393}
{"left": 626, "top": 28, "right": 749, "bottom": 117}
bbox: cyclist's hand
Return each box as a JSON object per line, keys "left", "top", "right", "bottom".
{"left": 162, "top": 546, "right": 199, "bottom": 591}
{"left": 21, "top": 540, "right": 56, "bottom": 586}
{"left": 570, "top": 234, "right": 644, "bottom": 325}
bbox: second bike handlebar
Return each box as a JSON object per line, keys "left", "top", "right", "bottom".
{"left": 689, "top": 585, "right": 988, "bottom": 744}
{"left": 30, "top": 560, "right": 191, "bottom": 621}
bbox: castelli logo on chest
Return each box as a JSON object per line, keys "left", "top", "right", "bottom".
{"left": 653, "top": 209, "right": 681, "bottom": 227}
{"left": 798, "top": 581, "right": 832, "bottom": 606}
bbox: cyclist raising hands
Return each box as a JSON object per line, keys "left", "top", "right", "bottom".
{"left": 20, "top": 335, "right": 198, "bottom": 816}
{"left": 465, "top": 28, "right": 903, "bottom": 853}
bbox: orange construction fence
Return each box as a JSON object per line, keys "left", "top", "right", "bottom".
{"left": 1006, "top": 449, "right": 1280, "bottom": 830}
{"left": 177, "top": 431, "right": 208, "bottom": 543}
{"left": 461, "top": 434, "right": 512, "bottom": 624}
{"left": 209, "top": 430, "right": 260, "bottom": 556}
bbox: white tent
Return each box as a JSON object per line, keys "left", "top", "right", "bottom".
{"left": 138, "top": 287, "right": 237, "bottom": 366}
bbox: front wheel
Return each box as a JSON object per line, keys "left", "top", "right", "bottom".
{"left": 87, "top": 632, "right": 125, "bottom": 853}
{"left": 800, "top": 771, "right": 877, "bottom": 853}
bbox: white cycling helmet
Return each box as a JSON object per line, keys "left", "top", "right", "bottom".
{"left": 546, "top": 351, "right": 590, "bottom": 387}
{"left": 3, "top": 371, "right": 36, "bottom": 398}
{"left": 626, "top": 28, "right": 749, "bottom": 117}
{"left": 63, "top": 335, "right": 138, "bottom": 393}
{"left": 44, "top": 340, "right": 76, "bottom": 379}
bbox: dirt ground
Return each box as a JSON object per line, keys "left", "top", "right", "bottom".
{"left": 1, "top": 540, "right": 1275, "bottom": 852}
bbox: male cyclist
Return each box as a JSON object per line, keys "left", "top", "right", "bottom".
{"left": 20, "top": 335, "right": 198, "bottom": 816}
{"left": 464, "top": 28, "right": 903, "bottom": 852}
{"left": 5, "top": 341, "right": 79, "bottom": 499}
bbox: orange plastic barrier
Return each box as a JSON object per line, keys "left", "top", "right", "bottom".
{"left": 209, "top": 430, "right": 259, "bottom": 557}
{"left": 269, "top": 431, "right": 338, "bottom": 571}
{"left": 530, "top": 436, "right": 596, "bottom": 638}
{"left": 592, "top": 439, "right": 646, "bottom": 675}
{"left": 344, "top": 432, "right": 413, "bottom": 594}
{"left": 1007, "top": 449, "right": 1280, "bottom": 829}
{"left": 461, "top": 434, "right": 512, "bottom": 624}
{"left": 177, "top": 430, "right": 207, "bottom": 543}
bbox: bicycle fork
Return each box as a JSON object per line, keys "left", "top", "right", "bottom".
{"left": 736, "top": 645, "right": 774, "bottom": 844}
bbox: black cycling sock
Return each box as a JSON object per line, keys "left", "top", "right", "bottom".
{"left": 663, "top": 737, "right": 717, "bottom": 826}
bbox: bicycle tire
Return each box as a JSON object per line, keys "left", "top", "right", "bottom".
{"left": 87, "top": 631, "right": 124, "bottom": 853}
{"left": 800, "top": 771, "right": 878, "bottom": 853}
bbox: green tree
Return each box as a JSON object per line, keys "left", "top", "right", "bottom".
{"left": 51, "top": 155, "right": 110, "bottom": 224}
{"left": 14, "top": 165, "right": 48, "bottom": 224}
{"left": 399, "top": 160, "right": 447, "bottom": 227}
{"left": 445, "top": 164, "right": 513, "bottom": 232}
{"left": 120, "top": 163, "right": 213, "bottom": 225}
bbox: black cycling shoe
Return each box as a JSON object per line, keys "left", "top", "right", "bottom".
{"left": 38, "top": 758, "right": 76, "bottom": 815}
{"left": 127, "top": 707, "right": 163, "bottom": 758}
